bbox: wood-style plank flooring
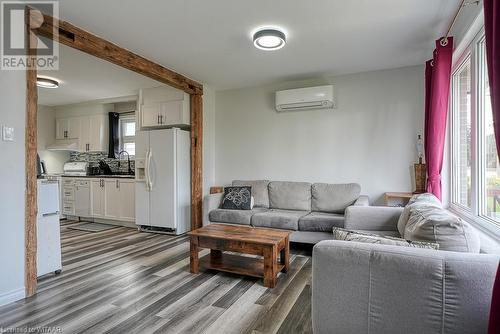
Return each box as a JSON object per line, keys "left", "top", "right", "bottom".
{"left": 0, "top": 220, "right": 313, "bottom": 334}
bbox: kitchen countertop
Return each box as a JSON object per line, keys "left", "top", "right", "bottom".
{"left": 61, "top": 174, "right": 135, "bottom": 179}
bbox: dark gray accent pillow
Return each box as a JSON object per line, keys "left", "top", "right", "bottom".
{"left": 220, "top": 186, "right": 252, "bottom": 210}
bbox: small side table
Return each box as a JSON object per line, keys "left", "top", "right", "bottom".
{"left": 384, "top": 192, "right": 414, "bottom": 207}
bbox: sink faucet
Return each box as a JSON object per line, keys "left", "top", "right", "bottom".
{"left": 118, "top": 150, "right": 133, "bottom": 175}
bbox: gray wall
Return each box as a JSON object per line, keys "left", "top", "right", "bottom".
{"left": 214, "top": 66, "right": 424, "bottom": 204}
{"left": 0, "top": 70, "right": 26, "bottom": 305}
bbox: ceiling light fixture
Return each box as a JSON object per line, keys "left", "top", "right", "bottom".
{"left": 37, "top": 77, "right": 59, "bottom": 88}
{"left": 253, "top": 28, "right": 286, "bottom": 51}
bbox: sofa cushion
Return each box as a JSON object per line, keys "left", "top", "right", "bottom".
{"left": 251, "top": 209, "right": 309, "bottom": 231}
{"left": 209, "top": 208, "right": 268, "bottom": 226}
{"left": 312, "top": 183, "right": 361, "bottom": 213}
{"left": 299, "top": 212, "right": 345, "bottom": 232}
{"left": 404, "top": 206, "right": 480, "bottom": 253}
{"left": 332, "top": 227, "right": 439, "bottom": 249}
{"left": 232, "top": 180, "right": 270, "bottom": 208}
{"left": 268, "top": 181, "right": 311, "bottom": 211}
{"left": 397, "top": 192, "right": 442, "bottom": 235}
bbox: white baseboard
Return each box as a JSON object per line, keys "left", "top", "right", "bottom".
{"left": 0, "top": 287, "right": 25, "bottom": 307}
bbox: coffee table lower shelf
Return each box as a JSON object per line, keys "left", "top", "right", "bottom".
{"left": 199, "top": 253, "right": 285, "bottom": 279}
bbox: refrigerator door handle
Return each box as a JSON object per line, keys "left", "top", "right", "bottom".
{"left": 144, "top": 149, "right": 151, "bottom": 191}
{"left": 147, "top": 150, "right": 153, "bottom": 190}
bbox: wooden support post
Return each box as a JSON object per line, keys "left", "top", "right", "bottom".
{"left": 25, "top": 6, "right": 38, "bottom": 297}
{"left": 191, "top": 94, "right": 203, "bottom": 230}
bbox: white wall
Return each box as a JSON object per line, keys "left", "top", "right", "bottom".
{"left": 214, "top": 66, "right": 424, "bottom": 204}
{"left": 0, "top": 71, "right": 26, "bottom": 305}
{"left": 203, "top": 86, "right": 216, "bottom": 195}
{"left": 38, "top": 105, "right": 70, "bottom": 173}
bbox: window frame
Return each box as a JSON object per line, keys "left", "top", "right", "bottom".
{"left": 119, "top": 115, "right": 136, "bottom": 157}
{"left": 449, "top": 26, "right": 500, "bottom": 240}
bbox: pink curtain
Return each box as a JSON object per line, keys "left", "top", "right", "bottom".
{"left": 424, "top": 37, "right": 453, "bottom": 201}
{"left": 484, "top": 0, "right": 500, "bottom": 158}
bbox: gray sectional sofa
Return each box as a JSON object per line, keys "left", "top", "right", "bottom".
{"left": 312, "top": 194, "right": 500, "bottom": 334}
{"left": 203, "top": 180, "right": 369, "bottom": 244}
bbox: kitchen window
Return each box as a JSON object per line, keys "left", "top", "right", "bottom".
{"left": 450, "top": 30, "right": 500, "bottom": 232}
{"left": 119, "top": 116, "right": 136, "bottom": 157}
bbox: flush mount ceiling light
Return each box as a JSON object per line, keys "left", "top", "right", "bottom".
{"left": 36, "top": 77, "right": 59, "bottom": 88}
{"left": 253, "top": 28, "right": 286, "bottom": 51}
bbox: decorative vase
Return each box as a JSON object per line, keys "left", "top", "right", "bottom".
{"left": 414, "top": 157, "right": 426, "bottom": 194}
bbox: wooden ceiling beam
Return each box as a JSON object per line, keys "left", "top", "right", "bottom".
{"left": 29, "top": 8, "right": 203, "bottom": 95}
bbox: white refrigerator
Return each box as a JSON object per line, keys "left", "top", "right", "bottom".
{"left": 135, "top": 128, "right": 191, "bottom": 234}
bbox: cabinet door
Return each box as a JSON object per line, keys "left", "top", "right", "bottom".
{"left": 90, "top": 180, "right": 105, "bottom": 218}
{"left": 160, "top": 100, "right": 184, "bottom": 125}
{"left": 89, "top": 115, "right": 106, "bottom": 151}
{"left": 56, "top": 118, "right": 69, "bottom": 139}
{"left": 141, "top": 104, "right": 161, "bottom": 127}
{"left": 104, "top": 179, "right": 121, "bottom": 219}
{"left": 74, "top": 182, "right": 90, "bottom": 217}
{"left": 78, "top": 116, "right": 90, "bottom": 152}
{"left": 119, "top": 180, "right": 135, "bottom": 221}
{"left": 67, "top": 117, "right": 80, "bottom": 139}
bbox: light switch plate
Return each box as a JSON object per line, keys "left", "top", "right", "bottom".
{"left": 2, "top": 125, "right": 14, "bottom": 141}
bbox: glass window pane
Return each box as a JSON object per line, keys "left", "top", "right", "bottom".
{"left": 124, "top": 121, "right": 135, "bottom": 136}
{"left": 123, "top": 142, "right": 135, "bottom": 156}
{"left": 481, "top": 41, "right": 500, "bottom": 222}
{"left": 453, "top": 58, "right": 472, "bottom": 208}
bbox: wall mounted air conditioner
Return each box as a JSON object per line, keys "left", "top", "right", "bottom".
{"left": 275, "top": 85, "right": 335, "bottom": 112}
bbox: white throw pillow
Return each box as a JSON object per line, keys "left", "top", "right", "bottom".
{"left": 397, "top": 193, "right": 442, "bottom": 236}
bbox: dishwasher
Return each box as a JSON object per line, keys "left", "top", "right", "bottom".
{"left": 74, "top": 180, "right": 90, "bottom": 217}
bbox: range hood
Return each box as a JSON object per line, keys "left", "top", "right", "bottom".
{"left": 46, "top": 139, "right": 79, "bottom": 151}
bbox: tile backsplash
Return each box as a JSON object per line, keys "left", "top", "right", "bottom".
{"left": 70, "top": 152, "right": 135, "bottom": 174}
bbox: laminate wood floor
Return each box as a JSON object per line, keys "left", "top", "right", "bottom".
{"left": 0, "top": 220, "right": 313, "bottom": 334}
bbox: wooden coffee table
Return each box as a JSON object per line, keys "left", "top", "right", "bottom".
{"left": 188, "top": 224, "right": 291, "bottom": 288}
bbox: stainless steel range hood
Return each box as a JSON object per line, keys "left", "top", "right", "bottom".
{"left": 46, "top": 139, "right": 79, "bottom": 151}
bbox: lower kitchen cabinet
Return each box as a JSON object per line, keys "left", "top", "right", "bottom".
{"left": 89, "top": 178, "right": 135, "bottom": 222}
{"left": 90, "top": 179, "right": 105, "bottom": 218}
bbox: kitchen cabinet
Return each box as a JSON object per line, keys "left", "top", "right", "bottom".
{"left": 104, "top": 179, "right": 121, "bottom": 219}
{"left": 55, "top": 114, "right": 107, "bottom": 152}
{"left": 139, "top": 87, "right": 190, "bottom": 129}
{"left": 79, "top": 115, "right": 107, "bottom": 152}
{"left": 56, "top": 117, "right": 80, "bottom": 139}
{"left": 89, "top": 178, "right": 135, "bottom": 222}
{"left": 118, "top": 180, "right": 135, "bottom": 221}
{"left": 90, "top": 179, "right": 105, "bottom": 218}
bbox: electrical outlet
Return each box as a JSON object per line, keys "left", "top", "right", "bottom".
{"left": 2, "top": 125, "right": 14, "bottom": 141}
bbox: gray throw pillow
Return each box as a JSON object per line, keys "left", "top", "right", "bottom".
{"left": 332, "top": 227, "right": 439, "bottom": 250}
{"left": 232, "top": 180, "right": 270, "bottom": 208}
{"left": 220, "top": 186, "right": 252, "bottom": 210}
{"left": 404, "top": 206, "right": 480, "bottom": 253}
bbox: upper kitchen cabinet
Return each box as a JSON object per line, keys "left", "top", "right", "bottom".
{"left": 56, "top": 117, "right": 80, "bottom": 139}
{"left": 54, "top": 103, "right": 112, "bottom": 152}
{"left": 79, "top": 114, "right": 108, "bottom": 152}
{"left": 139, "top": 86, "right": 190, "bottom": 129}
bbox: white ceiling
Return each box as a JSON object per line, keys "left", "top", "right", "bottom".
{"left": 46, "top": 0, "right": 460, "bottom": 91}
{"left": 38, "top": 45, "right": 161, "bottom": 106}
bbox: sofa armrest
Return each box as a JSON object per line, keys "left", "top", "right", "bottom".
{"left": 312, "top": 240, "right": 499, "bottom": 334}
{"left": 344, "top": 206, "right": 402, "bottom": 231}
{"left": 353, "top": 195, "right": 370, "bottom": 206}
{"left": 202, "top": 193, "right": 223, "bottom": 226}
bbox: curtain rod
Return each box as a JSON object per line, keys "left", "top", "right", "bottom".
{"left": 442, "top": 0, "right": 480, "bottom": 45}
